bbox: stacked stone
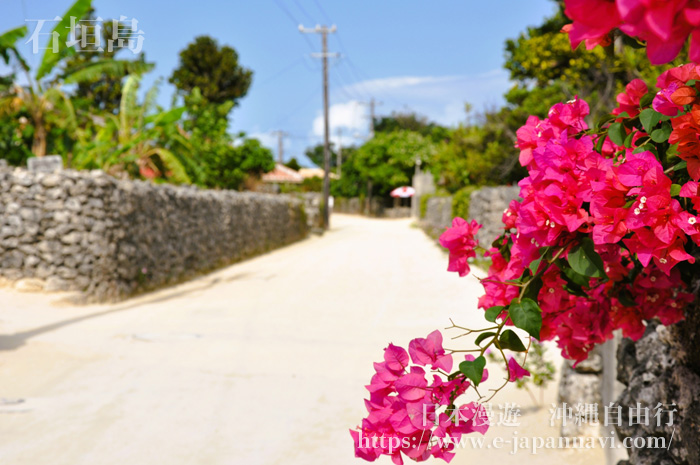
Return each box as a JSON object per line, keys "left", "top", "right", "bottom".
{"left": 616, "top": 321, "right": 700, "bottom": 465}
{"left": 0, "top": 168, "right": 119, "bottom": 295}
{"left": 468, "top": 186, "right": 520, "bottom": 247}
{"left": 0, "top": 166, "right": 309, "bottom": 301}
{"left": 421, "top": 196, "right": 452, "bottom": 237}
{"left": 557, "top": 347, "right": 604, "bottom": 438}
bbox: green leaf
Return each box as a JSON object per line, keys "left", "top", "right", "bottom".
{"left": 639, "top": 91, "right": 656, "bottom": 108}
{"left": 522, "top": 275, "right": 543, "bottom": 301}
{"left": 147, "top": 107, "right": 186, "bottom": 126}
{"left": 529, "top": 256, "right": 543, "bottom": 274}
{"left": 623, "top": 130, "right": 635, "bottom": 148}
{"left": 149, "top": 148, "right": 192, "bottom": 184}
{"left": 563, "top": 267, "right": 590, "bottom": 287}
{"left": 618, "top": 289, "right": 638, "bottom": 307}
{"left": 484, "top": 306, "right": 504, "bottom": 323}
{"left": 508, "top": 298, "right": 542, "bottom": 339}
{"left": 671, "top": 184, "right": 682, "bottom": 197}
{"left": 639, "top": 108, "right": 662, "bottom": 133}
{"left": 567, "top": 237, "right": 607, "bottom": 278}
{"left": 475, "top": 332, "right": 496, "bottom": 346}
{"left": 63, "top": 59, "right": 154, "bottom": 84}
{"left": 36, "top": 0, "right": 93, "bottom": 80}
{"left": 0, "top": 25, "right": 28, "bottom": 51}
{"left": 633, "top": 135, "right": 651, "bottom": 147}
{"left": 563, "top": 284, "right": 588, "bottom": 297}
{"left": 667, "top": 143, "right": 679, "bottom": 158}
{"left": 498, "top": 330, "right": 527, "bottom": 352}
{"left": 459, "top": 356, "right": 486, "bottom": 386}
{"left": 608, "top": 122, "right": 627, "bottom": 146}
{"left": 650, "top": 123, "right": 672, "bottom": 143}
{"left": 674, "top": 160, "right": 688, "bottom": 171}
{"left": 595, "top": 133, "right": 607, "bottom": 152}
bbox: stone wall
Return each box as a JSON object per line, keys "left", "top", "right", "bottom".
{"left": 419, "top": 186, "right": 520, "bottom": 243}
{"left": 420, "top": 196, "right": 452, "bottom": 237}
{"left": 468, "top": 186, "right": 520, "bottom": 246}
{"left": 333, "top": 197, "right": 409, "bottom": 218}
{"left": 0, "top": 166, "right": 309, "bottom": 301}
{"left": 615, "top": 319, "right": 700, "bottom": 465}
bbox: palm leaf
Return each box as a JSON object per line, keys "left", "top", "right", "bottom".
{"left": 147, "top": 148, "right": 191, "bottom": 184}
{"left": 63, "top": 59, "right": 154, "bottom": 84}
{"left": 44, "top": 87, "right": 77, "bottom": 130}
{"left": 119, "top": 74, "right": 140, "bottom": 140}
{"left": 0, "top": 26, "right": 27, "bottom": 64}
{"left": 36, "top": 0, "right": 93, "bottom": 80}
{"left": 139, "top": 78, "right": 161, "bottom": 129}
{"left": 145, "top": 107, "right": 185, "bottom": 126}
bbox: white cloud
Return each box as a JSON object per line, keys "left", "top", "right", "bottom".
{"left": 245, "top": 132, "right": 278, "bottom": 151}
{"left": 334, "top": 69, "right": 511, "bottom": 128}
{"left": 311, "top": 100, "right": 368, "bottom": 139}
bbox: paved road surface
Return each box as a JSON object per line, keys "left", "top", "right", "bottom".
{"left": 0, "top": 214, "right": 602, "bottom": 464}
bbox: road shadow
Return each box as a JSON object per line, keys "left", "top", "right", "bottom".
{"left": 0, "top": 272, "right": 251, "bottom": 352}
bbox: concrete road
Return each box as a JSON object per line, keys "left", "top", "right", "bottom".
{"left": 0, "top": 214, "right": 602, "bottom": 464}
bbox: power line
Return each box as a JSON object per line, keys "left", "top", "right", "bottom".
{"left": 329, "top": 72, "right": 358, "bottom": 102}
{"left": 273, "top": 83, "right": 321, "bottom": 127}
{"left": 272, "top": 0, "right": 316, "bottom": 51}
{"left": 333, "top": 60, "right": 371, "bottom": 100}
{"left": 311, "top": 0, "right": 332, "bottom": 23}
{"left": 256, "top": 57, "right": 306, "bottom": 88}
{"left": 292, "top": 0, "right": 316, "bottom": 23}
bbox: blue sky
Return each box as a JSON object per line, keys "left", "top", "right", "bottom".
{"left": 1, "top": 0, "right": 557, "bottom": 166}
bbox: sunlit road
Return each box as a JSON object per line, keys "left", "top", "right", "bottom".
{"left": 0, "top": 214, "right": 601, "bottom": 464}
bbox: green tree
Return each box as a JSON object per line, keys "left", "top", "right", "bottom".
{"left": 375, "top": 111, "right": 449, "bottom": 143}
{"left": 330, "top": 146, "right": 365, "bottom": 198}
{"left": 429, "top": 0, "right": 687, "bottom": 191}
{"left": 198, "top": 136, "right": 274, "bottom": 190}
{"left": 63, "top": 10, "right": 152, "bottom": 115}
{"left": 180, "top": 88, "right": 274, "bottom": 190}
{"left": 304, "top": 143, "right": 337, "bottom": 169}
{"left": 284, "top": 157, "right": 301, "bottom": 171}
{"left": 0, "top": 0, "right": 151, "bottom": 158}
{"left": 73, "top": 74, "right": 191, "bottom": 183}
{"left": 169, "top": 36, "right": 253, "bottom": 106}
{"left": 354, "top": 131, "right": 436, "bottom": 197}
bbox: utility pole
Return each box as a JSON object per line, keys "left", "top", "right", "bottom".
{"left": 336, "top": 127, "right": 342, "bottom": 178}
{"left": 361, "top": 98, "right": 382, "bottom": 137}
{"left": 271, "top": 130, "right": 288, "bottom": 164}
{"left": 360, "top": 98, "right": 381, "bottom": 214}
{"left": 300, "top": 24, "right": 337, "bottom": 230}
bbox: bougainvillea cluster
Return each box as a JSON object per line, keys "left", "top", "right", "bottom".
{"left": 563, "top": 0, "right": 700, "bottom": 64}
{"left": 350, "top": 331, "right": 490, "bottom": 464}
{"left": 498, "top": 82, "right": 696, "bottom": 361}
{"left": 352, "top": 62, "right": 700, "bottom": 463}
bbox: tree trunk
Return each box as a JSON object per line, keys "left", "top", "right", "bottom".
{"left": 32, "top": 116, "right": 47, "bottom": 158}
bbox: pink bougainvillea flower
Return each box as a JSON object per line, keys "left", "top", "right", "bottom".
{"left": 507, "top": 357, "right": 531, "bottom": 382}
{"left": 408, "top": 330, "right": 453, "bottom": 372}
{"left": 613, "top": 78, "right": 648, "bottom": 117}
{"left": 384, "top": 343, "right": 410, "bottom": 373}
{"left": 439, "top": 217, "right": 482, "bottom": 277}
{"left": 563, "top": 0, "right": 620, "bottom": 49}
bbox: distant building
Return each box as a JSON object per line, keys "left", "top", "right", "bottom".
{"left": 262, "top": 164, "right": 303, "bottom": 184}
{"left": 299, "top": 167, "right": 338, "bottom": 180}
